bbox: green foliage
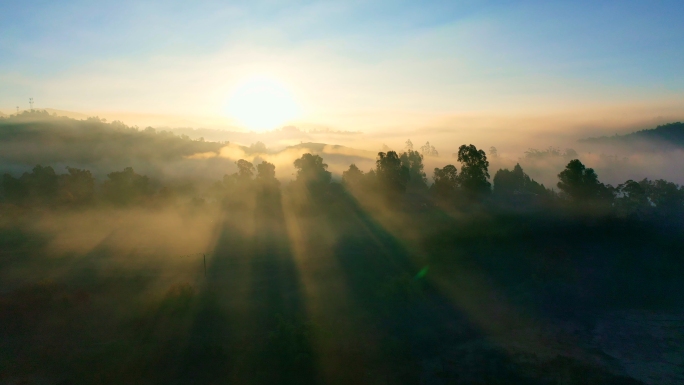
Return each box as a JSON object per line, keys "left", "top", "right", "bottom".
{"left": 376, "top": 151, "right": 409, "bottom": 194}
{"left": 342, "top": 163, "right": 364, "bottom": 189}
{"left": 557, "top": 159, "right": 612, "bottom": 203}
{"left": 456, "top": 144, "right": 491, "bottom": 198}
{"left": 493, "top": 163, "right": 548, "bottom": 197}
{"left": 256, "top": 161, "right": 276, "bottom": 181}
{"left": 60, "top": 167, "right": 95, "bottom": 204}
{"left": 2, "top": 173, "right": 29, "bottom": 204}
{"left": 639, "top": 178, "right": 684, "bottom": 213}
{"left": 400, "top": 150, "right": 427, "bottom": 191}
{"left": 255, "top": 161, "right": 280, "bottom": 196}
{"left": 2, "top": 165, "right": 59, "bottom": 205}
{"left": 102, "top": 167, "right": 153, "bottom": 205}
{"left": 235, "top": 159, "right": 256, "bottom": 181}
{"left": 294, "top": 153, "right": 331, "bottom": 186}
{"left": 431, "top": 164, "right": 459, "bottom": 198}
{"left": 615, "top": 179, "right": 649, "bottom": 216}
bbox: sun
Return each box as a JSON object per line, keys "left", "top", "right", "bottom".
{"left": 225, "top": 76, "right": 301, "bottom": 131}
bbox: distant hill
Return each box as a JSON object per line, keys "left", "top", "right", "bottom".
{"left": 42, "top": 108, "right": 91, "bottom": 120}
{"left": 0, "top": 108, "right": 90, "bottom": 119}
{"left": 0, "top": 110, "right": 224, "bottom": 177}
{"left": 0, "top": 110, "right": 376, "bottom": 181}
{"left": 580, "top": 122, "right": 684, "bottom": 149}
{"left": 283, "top": 142, "right": 376, "bottom": 167}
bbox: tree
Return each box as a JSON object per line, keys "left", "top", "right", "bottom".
{"left": 420, "top": 141, "right": 438, "bottom": 157}
{"left": 235, "top": 159, "right": 255, "bottom": 181}
{"left": 615, "top": 179, "right": 649, "bottom": 216}
{"left": 376, "top": 151, "right": 409, "bottom": 194}
{"left": 489, "top": 146, "right": 498, "bottom": 158}
{"left": 405, "top": 139, "right": 414, "bottom": 151}
{"left": 294, "top": 153, "right": 331, "bottom": 186}
{"left": 493, "top": 163, "right": 547, "bottom": 197}
{"left": 28, "top": 165, "right": 59, "bottom": 202}
{"left": 364, "top": 169, "right": 378, "bottom": 189}
{"left": 256, "top": 161, "right": 277, "bottom": 182}
{"left": 342, "top": 164, "right": 364, "bottom": 189}
{"left": 59, "top": 167, "right": 95, "bottom": 204}
{"left": 103, "top": 167, "right": 153, "bottom": 205}
{"left": 1, "top": 165, "right": 59, "bottom": 205}
{"left": 431, "top": 165, "right": 458, "bottom": 198}
{"left": 249, "top": 141, "right": 267, "bottom": 153}
{"left": 253, "top": 161, "right": 280, "bottom": 206}
{"left": 400, "top": 150, "right": 427, "bottom": 191}
{"left": 2, "top": 173, "right": 28, "bottom": 204}
{"left": 456, "top": 144, "right": 490, "bottom": 198}
{"left": 557, "top": 159, "right": 611, "bottom": 203}
{"left": 639, "top": 178, "right": 683, "bottom": 213}
{"left": 255, "top": 161, "right": 280, "bottom": 193}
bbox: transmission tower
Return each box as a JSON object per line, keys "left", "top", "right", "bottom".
{"left": 16, "top": 106, "right": 19, "bottom": 113}
{"left": 29, "top": 97, "right": 34, "bottom": 111}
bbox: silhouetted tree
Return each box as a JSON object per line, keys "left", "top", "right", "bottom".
{"left": 420, "top": 141, "right": 438, "bottom": 157}
{"left": 431, "top": 165, "right": 458, "bottom": 199}
{"left": 294, "top": 153, "right": 331, "bottom": 186}
{"left": 493, "top": 164, "right": 547, "bottom": 197}
{"left": 489, "top": 146, "right": 498, "bottom": 158}
{"left": 102, "top": 167, "right": 153, "bottom": 205}
{"left": 2, "top": 173, "right": 29, "bottom": 204}
{"left": 400, "top": 150, "right": 427, "bottom": 191}
{"left": 456, "top": 144, "right": 490, "bottom": 199}
{"left": 557, "top": 159, "right": 612, "bottom": 203}
{"left": 256, "top": 161, "right": 277, "bottom": 182}
{"left": 59, "top": 167, "right": 95, "bottom": 204}
{"left": 615, "top": 179, "right": 649, "bottom": 217}
{"left": 235, "top": 159, "right": 255, "bottom": 181}
{"left": 255, "top": 160, "right": 280, "bottom": 195}
{"left": 1, "top": 165, "right": 59, "bottom": 205}
{"left": 249, "top": 141, "right": 267, "bottom": 153}
{"left": 364, "top": 169, "right": 378, "bottom": 189}
{"left": 30, "top": 165, "right": 58, "bottom": 201}
{"left": 342, "top": 164, "right": 364, "bottom": 190}
{"left": 376, "top": 151, "right": 409, "bottom": 194}
{"left": 639, "top": 178, "right": 683, "bottom": 213}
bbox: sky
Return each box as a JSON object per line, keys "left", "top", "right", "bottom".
{"left": 2, "top": 0, "right": 684, "bottom": 133}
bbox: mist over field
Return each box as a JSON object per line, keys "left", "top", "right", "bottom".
{"left": 3, "top": 1, "right": 684, "bottom": 384}
{"left": 1, "top": 110, "right": 684, "bottom": 384}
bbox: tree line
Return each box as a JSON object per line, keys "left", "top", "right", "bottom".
{"left": 2, "top": 143, "right": 683, "bottom": 218}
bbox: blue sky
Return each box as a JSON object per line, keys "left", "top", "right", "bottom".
{"left": 2, "top": 0, "right": 684, "bottom": 130}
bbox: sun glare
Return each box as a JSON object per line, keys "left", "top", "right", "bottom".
{"left": 225, "top": 76, "right": 301, "bottom": 131}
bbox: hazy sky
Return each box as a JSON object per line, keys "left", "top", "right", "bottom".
{"left": 2, "top": 0, "right": 684, "bottom": 131}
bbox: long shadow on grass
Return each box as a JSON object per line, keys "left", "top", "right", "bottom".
{"left": 177, "top": 188, "right": 317, "bottom": 385}
{"left": 324, "top": 193, "right": 486, "bottom": 383}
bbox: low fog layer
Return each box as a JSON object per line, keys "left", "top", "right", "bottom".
{"left": 2, "top": 111, "right": 684, "bottom": 384}
{"left": 1, "top": 110, "right": 683, "bottom": 189}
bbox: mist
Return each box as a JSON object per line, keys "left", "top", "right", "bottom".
{"left": 1, "top": 108, "right": 684, "bottom": 384}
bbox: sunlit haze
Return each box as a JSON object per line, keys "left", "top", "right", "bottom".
{"left": 3, "top": 2, "right": 684, "bottom": 384}
{"left": 2, "top": 1, "right": 684, "bottom": 134}
{"left": 225, "top": 76, "right": 301, "bottom": 131}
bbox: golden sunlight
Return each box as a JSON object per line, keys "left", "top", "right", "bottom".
{"left": 225, "top": 76, "right": 301, "bottom": 131}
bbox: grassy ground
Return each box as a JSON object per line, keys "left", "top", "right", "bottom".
{"left": 1, "top": 190, "right": 680, "bottom": 384}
